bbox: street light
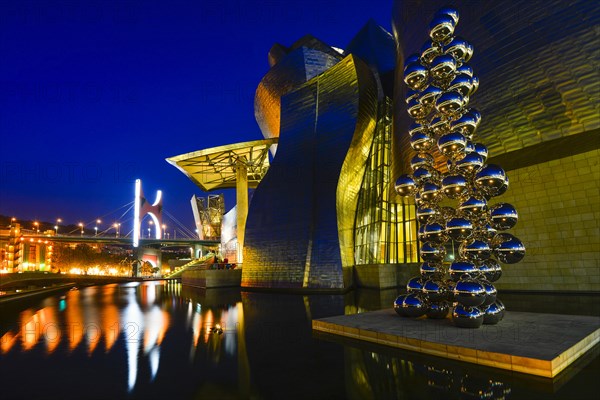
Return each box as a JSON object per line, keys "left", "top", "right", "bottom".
{"left": 56, "top": 218, "right": 62, "bottom": 235}
{"left": 162, "top": 224, "right": 166, "bottom": 238}
{"left": 148, "top": 220, "right": 153, "bottom": 238}
{"left": 113, "top": 223, "right": 121, "bottom": 238}
{"left": 78, "top": 222, "right": 84, "bottom": 236}
{"left": 94, "top": 226, "right": 98, "bottom": 236}
{"left": 10, "top": 217, "right": 16, "bottom": 227}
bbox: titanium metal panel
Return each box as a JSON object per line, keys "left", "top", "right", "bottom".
{"left": 243, "top": 55, "right": 379, "bottom": 290}
{"left": 255, "top": 43, "right": 341, "bottom": 144}
{"left": 392, "top": 0, "right": 600, "bottom": 174}
{"left": 345, "top": 19, "right": 397, "bottom": 97}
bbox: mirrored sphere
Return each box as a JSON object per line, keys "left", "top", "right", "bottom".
{"left": 424, "top": 222, "right": 447, "bottom": 243}
{"left": 410, "top": 132, "right": 436, "bottom": 152}
{"left": 453, "top": 278, "right": 486, "bottom": 307}
{"left": 475, "top": 164, "right": 508, "bottom": 198}
{"left": 430, "top": 54, "right": 457, "bottom": 81}
{"left": 436, "top": 92, "right": 465, "bottom": 116}
{"left": 419, "top": 86, "right": 443, "bottom": 108}
{"left": 473, "top": 142, "right": 488, "bottom": 161}
{"left": 460, "top": 239, "right": 492, "bottom": 262}
{"left": 483, "top": 301, "right": 505, "bottom": 324}
{"left": 441, "top": 174, "right": 468, "bottom": 198}
{"left": 429, "top": 115, "right": 450, "bottom": 137}
{"left": 490, "top": 203, "right": 518, "bottom": 230}
{"left": 413, "top": 166, "right": 437, "bottom": 183}
{"left": 423, "top": 279, "right": 448, "bottom": 302}
{"left": 420, "top": 262, "right": 441, "bottom": 278}
{"left": 476, "top": 223, "right": 497, "bottom": 241}
{"left": 429, "top": 15, "right": 456, "bottom": 44}
{"left": 448, "top": 260, "right": 477, "bottom": 282}
{"left": 478, "top": 259, "right": 502, "bottom": 282}
{"left": 464, "top": 140, "right": 476, "bottom": 154}
{"left": 420, "top": 39, "right": 442, "bottom": 65}
{"left": 411, "top": 153, "right": 435, "bottom": 171}
{"left": 407, "top": 276, "right": 426, "bottom": 293}
{"left": 420, "top": 182, "right": 442, "bottom": 204}
{"left": 446, "top": 217, "right": 474, "bottom": 242}
{"left": 436, "top": 6, "right": 459, "bottom": 25}
{"left": 452, "top": 112, "right": 479, "bottom": 139}
{"left": 417, "top": 207, "right": 438, "bottom": 225}
{"left": 438, "top": 131, "right": 467, "bottom": 157}
{"left": 493, "top": 233, "right": 525, "bottom": 264}
{"left": 404, "top": 63, "right": 429, "bottom": 91}
{"left": 455, "top": 152, "right": 484, "bottom": 174}
{"left": 481, "top": 281, "right": 497, "bottom": 307}
{"left": 459, "top": 196, "right": 488, "bottom": 217}
{"left": 471, "top": 75, "right": 479, "bottom": 94}
{"left": 395, "top": 174, "right": 417, "bottom": 196}
{"left": 421, "top": 242, "right": 446, "bottom": 263}
{"left": 405, "top": 89, "right": 419, "bottom": 104}
{"left": 407, "top": 98, "right": 428, "bottom": 120}
{"left": 418, "top": 224, "right": 427, "bottom": 241}
{"left": 438, "top": 206, "right": 457, "bottom": 224}
{"left": 452, "top": 305, "right": 484, "bottom": 328}
{"left": 393, "top": 294, "right": 409, "bottom": 316}
{"left": 456, "top": 64, "right": 473, "bottom": 78}
{"left": 400, "top": 293, "right": 429, "bottom": 317}
{"left": 446, "top": 73, "right": 472, "bottom": 97}
{"left": 445, "top": 37, "right": 472, "bottom": 63}
{"left": 408, "top": 122, "right": 427, "bottom": 137}
{"left": 427, "top": 301, "right": 450, "bottom": 319}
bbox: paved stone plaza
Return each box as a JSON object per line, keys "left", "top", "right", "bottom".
{"left": 313, "top": 309, "right": 600, "bottom": 377}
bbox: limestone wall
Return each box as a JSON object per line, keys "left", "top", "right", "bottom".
{"left": 494, "top": 149, "right": 599, "bottom": 291}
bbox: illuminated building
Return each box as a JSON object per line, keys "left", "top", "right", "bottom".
{"left": 392, "top": 0, "right": 599, "bottom": 291}
{"left": 170, "top": 21, "right": 418, "bottom": 291}
{"left": 0, "top": 224, "right": 53, "bottom": 272}
{"left": 170, "top": 1, "right": 598, "bottom": 292}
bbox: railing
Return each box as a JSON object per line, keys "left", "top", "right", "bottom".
{"left": 163, "top": 253, "right": 216, "bottom": 279}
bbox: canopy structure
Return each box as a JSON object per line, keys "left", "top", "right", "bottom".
{"left": 166, "top": 138, "right": 277, "bottom": 192}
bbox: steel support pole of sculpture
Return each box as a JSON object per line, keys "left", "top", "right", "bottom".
{"left": 393, "top": 7, "right": 525, "bottom": 328}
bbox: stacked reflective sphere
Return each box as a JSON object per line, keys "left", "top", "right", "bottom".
{"left": 393, "top": 7, "right": 524, "bottom": 328}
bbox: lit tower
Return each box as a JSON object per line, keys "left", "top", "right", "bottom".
{"left": 133, "top": 179, "right": 163, "bottom": 247}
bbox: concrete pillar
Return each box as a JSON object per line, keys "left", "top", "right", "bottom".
{"left": 236, "top": 160, "right": 248, "bottom": 263}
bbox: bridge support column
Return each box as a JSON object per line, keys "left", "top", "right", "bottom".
{"left": 236, "top": 160, "right": 248, "bottom": 264}
{"left": 193, "top": 244, "right": 203, "bottom": 259}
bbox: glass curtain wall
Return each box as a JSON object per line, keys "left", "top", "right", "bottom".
{"left": 354, "top": 98, "right": 418, "bottom": 265}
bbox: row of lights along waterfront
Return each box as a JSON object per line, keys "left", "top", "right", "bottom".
{"left": 9, "top": 217, "right": 170, "bottom": 238}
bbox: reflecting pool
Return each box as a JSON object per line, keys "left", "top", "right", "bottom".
{"left": 0, "top": 282, "right": 597, "bottom": 399}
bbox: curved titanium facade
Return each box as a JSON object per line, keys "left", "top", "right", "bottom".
{"left": 255, "top": 38, "right": 341, "bottom": 144}
{"left": 243, "top": 55, "right": 379, "bottom": 290}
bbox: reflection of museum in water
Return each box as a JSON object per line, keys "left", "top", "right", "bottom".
{"left": 169, "top": 0, "right": 599, "bottom": 294}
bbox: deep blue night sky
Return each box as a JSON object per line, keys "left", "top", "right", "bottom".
{"left": 1, "top": 0, "right": 392, "bottom": 231}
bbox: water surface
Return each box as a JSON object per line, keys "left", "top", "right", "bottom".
{"left": 0, "top": 282, "right": 597, "bottom": 399}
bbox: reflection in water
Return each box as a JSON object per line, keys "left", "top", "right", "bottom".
{"left": 0, "top": 283, "right": 597, "bottom": 399}
{"left": 346, "top": 346, "right": 512, "bottom": 399}
{"left": 1, "top": 281, "right": 173, "bottom": 394}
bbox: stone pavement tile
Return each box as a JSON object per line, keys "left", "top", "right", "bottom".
{"left": 314, "top": 309, "right": 600, "bottom": 377}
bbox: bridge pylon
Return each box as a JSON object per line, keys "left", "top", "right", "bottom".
{"left": 133, "top": 179, "right": 163, "bottom": 247}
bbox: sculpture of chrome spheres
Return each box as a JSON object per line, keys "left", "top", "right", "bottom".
{"left": 393, "top": 6, "right": 525, "bottom": 328}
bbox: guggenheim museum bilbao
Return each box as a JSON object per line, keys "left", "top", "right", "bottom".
{"left": 168, "top": 0, "right": 599, "bottom": 293}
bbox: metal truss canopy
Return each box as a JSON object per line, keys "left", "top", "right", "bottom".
{"left": 166, "top": 138, "right": 277, "bottom": 191}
